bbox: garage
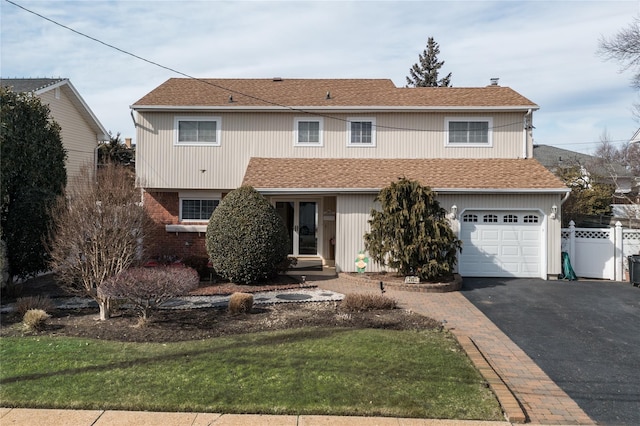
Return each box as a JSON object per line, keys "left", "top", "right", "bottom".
{"left": 458, "top": 210, "right": 543, "bottom": 278}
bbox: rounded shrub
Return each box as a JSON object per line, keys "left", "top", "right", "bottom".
{"left": 206, "top": 186, "right": 289, "bottom": 284}
{"left": 228, "top": 292, "right": 254, "bottom": 314}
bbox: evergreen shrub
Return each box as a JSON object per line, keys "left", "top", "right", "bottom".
{"left": 206, "top": 186, "right": 289, "bottom": 284}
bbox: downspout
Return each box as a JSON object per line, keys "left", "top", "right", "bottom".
{"left": 523, "top": 109, "right": 532, "bottom": 159}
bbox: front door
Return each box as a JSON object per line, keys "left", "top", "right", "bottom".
{"left": 275, "top": 200, "right": 319, "bottom": 256}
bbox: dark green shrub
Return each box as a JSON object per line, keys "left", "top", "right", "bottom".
{"left": 206, "top": 186, "right": 289, "bottom": 284}
{"left": 341, "top": 293, "right": 397, "bottom": 312}
{"left": 364, "top": 178, "right": 462, "bottom": 281}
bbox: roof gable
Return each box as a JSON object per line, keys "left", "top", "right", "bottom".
{"left": 242, "top": 158, "right": 567, "bottom": 192}
{"left": 1, "top": 77, "right": 108, "bottom": 140}
{"left": 132, "top": 78, "right": 538, "bottom": 110}
{"left": 0, "top": 78, "right": 66, "bottom": 93}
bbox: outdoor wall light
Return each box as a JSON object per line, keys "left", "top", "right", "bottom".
{"left": 449, "top": 205, "right": 458, "bottom": 219}
{"left": 550, "top": 205, "right": 558, "bottom": 220}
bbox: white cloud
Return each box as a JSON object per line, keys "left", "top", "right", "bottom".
{"left": 1, "top": 0, "right": 638, "bottom": 151}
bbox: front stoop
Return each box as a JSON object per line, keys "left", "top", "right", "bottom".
{"left": 455, "top": 334, "right": 527, "bottom": 424}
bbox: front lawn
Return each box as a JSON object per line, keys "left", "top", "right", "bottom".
{"left": 0, "top": 328, "right": 503, "bottom": 420}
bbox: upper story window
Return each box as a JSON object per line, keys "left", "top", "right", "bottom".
{"left": 347, "top": 118, "right": 376, "bottom": 147}
{"left": 180, "top": 198, "right": 219, "bottom": 221}
{"left": 294, "top": 117, "right": 323, "bottom": 146}
{"left": 445, "top": 117, "right": 493, "bottom": 147}
{"left": 175, "top": 116, "right": 221, "bottom": 146}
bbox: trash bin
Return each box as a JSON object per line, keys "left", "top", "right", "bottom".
{"left": 628, "top": 255, "right": 640, "bottom": 286}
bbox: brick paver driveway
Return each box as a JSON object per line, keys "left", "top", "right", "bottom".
{"left": 462, "top": 277, "right": 640, "bottom": 426}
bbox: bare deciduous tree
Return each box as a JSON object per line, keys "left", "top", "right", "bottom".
{"left": 598, "top": 15, "right": 640, "bottom": 117}
{"left": 101, "top": 266, "right": 199, "bottom": 321}
{"left": 48, "top": 163, "right": 149, "bottom": 320}
{"left": 592, "top": 132, "right": 640, "bottom": 221}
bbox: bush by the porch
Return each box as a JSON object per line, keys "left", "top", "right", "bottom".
{"left": 206, "top": 185, "right": 289, "bottom": 284}
{"left": 364, "top": 178, "right": 462, "bottom": 281}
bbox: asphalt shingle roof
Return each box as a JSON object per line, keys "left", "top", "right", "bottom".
{"left": 242, "top": 158, "right": 567, "bottom": 191}
{"left": 132, "top": 78, "right": 538, "bottom": 109}
{"left": 0, "top": 78, "right": 66, "bottom": 93}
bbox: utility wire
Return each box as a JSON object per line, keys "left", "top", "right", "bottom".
{"left": 5, "top": 0, "right": 636, "bottom": 143}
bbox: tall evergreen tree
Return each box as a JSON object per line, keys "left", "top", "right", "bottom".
{"left": 0, "top": 87, "right": 67, "bottom": 284}
{"left": 406, "top": 37, "right": 452, "bottom": 87}
{"left": 364, "top": 178, "right": 461, "bottom": 281}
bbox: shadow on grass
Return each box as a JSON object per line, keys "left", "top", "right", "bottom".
{"left": 0, "top": 327, "right": 352, "bottom": 385}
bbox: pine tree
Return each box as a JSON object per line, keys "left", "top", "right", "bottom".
{"left": 364, "top": 178, "right": 461, "bottom": 281}
{"left": 406, "top": 37, "right": 452, "bottom": 87}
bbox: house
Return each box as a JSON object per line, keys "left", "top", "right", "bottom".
{"left": 533, "top": 144, "right": 638, "bottom": 220}
{"left": 0, "top": 78, "right": 109, "bottom": 187}
{"left": 131, "top": 78, "right": 569, "bottom": 279}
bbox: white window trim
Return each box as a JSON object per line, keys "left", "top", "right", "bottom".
{"left": 444, "top": 117, "right": 493, "bottom": 147}
{"left": 347, "top": 117, "right": 376, "bottom": 147}
{"left": 174, "top": 116, "right": 222, "bottom": 146}
{"left": 179, "top": 191, "right": 221, "bottom": 222}
{"left": 294, "top": 117, "right": 324, "bottom": 147}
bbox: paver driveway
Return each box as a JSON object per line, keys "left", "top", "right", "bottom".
{"left": 461, "top": 277, "right": 640, "bottom": 426}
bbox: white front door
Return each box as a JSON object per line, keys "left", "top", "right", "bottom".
{"left": 459, "top": 210, "right": 543, "bottom": 278}
{"left": 275, "top": 200, "right": 320, "bottom": 256}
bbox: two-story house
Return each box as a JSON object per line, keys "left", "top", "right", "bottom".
{"left": 131, "top": 78, "right": 568, "bottom": 279}
{"left": 1, "top": 78, "right": 109, "bottom": 188}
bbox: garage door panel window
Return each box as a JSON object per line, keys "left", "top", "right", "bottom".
{"left": 463, "top": 214, "right": 478, "bottom": 222}
{"left": 503, "top": 214, "right": 518, "bottom": 223}
{"left": 524, "top": 215, "right": 539, "bottom": 223}
{"left": 483, "top": 214, "right": 498, "bottom": 223}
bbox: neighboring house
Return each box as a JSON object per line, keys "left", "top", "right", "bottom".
{"left": 131, "top": 78, "right": 569, "bottom": 279}
{"left": 533, "top": 144, "right": 638, "bottom": 219}
{"left": 1, "top": 78, "right": 109, "bottom": 188}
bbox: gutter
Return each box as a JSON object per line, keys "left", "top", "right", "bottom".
{"left": 130, "top": 105, "right": 540, "bottom": 113}
{"left": 254, "top": 187, "right": 571, "bottom": 195}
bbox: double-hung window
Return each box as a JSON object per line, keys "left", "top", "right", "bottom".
{"left": 294, "top": 117, "right": 323, "bottom": 146}
{"left": 445, "top": 117, "right": 492, "bottom": 147}
{"left": 180, "top": 198, "right": 219, "bottom": 221}
{"left": 175, "top": 116, "right": 221, "bottom": 146}
{"left": 347, "top": 117, "right": 376, "bottom": 147}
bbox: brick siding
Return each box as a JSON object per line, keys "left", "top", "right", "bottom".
{"left": 144, "top": 191, "right": 208, "bottom": 260}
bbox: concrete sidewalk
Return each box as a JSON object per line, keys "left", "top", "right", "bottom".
{"left": 0, "top": 408, "right": 513, "bottom": 426}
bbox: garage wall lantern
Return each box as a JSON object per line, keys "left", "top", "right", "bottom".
{"left": 449, "top": 205, "right": 458, "bottom": 219}
{"left": 550, "top": 205, "right": 557, "bottom": 220}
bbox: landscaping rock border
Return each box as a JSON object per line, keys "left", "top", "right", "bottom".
{"left": 339, "top": 272, "right": 462, "bottom": 292}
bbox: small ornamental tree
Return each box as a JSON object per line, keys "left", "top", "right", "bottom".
{"left": 364, "top": 178, "right": 462, "bottom": 281}
{"left": 101, "top": 266, "right": 199, "bottom": 321}
{"left": 48, "top": 163, "right": 150, "bottom": 320}
{"left": 206, "top": 185, "right": 289, "bottom": 284}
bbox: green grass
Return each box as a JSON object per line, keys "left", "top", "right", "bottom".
{"left": 0, "top": 328, "right": 503, "bottom": 420}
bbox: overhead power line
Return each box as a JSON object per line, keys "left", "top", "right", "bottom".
{"left": 5, "top": 0, "right": 635, "bottom": 143}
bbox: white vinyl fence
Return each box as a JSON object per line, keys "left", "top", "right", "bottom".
{"left": 561, "top": 221, "right": 640, "bottom": 281}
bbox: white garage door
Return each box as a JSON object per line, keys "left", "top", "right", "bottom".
{"left": 459, "top": 211, "right": 542, "bottom": 278}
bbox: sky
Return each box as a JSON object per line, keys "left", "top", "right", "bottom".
{"left": 1, "top": 0, "right": 639, "bottom": 154}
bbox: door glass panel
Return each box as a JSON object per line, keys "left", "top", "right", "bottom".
{"left": 275, "top": 201, "right": 294, "bottom": 254}
{"left": 298, "top": 202, "right": 317, "bottom": 255}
